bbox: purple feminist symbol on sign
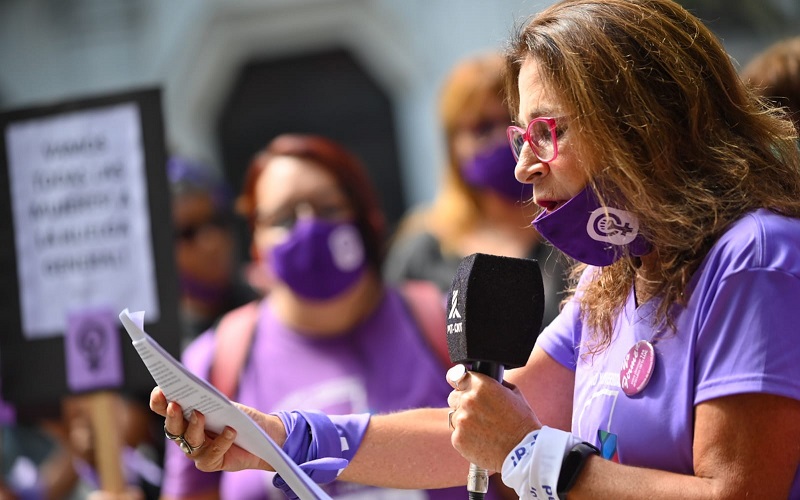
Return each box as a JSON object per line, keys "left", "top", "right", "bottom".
{"left": 79, "top": 322, "right": 107, "bottom": 370}
{"left": 65, "top": 308, "right": 124, "bottom": 392}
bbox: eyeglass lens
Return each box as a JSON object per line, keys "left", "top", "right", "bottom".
{"left": 257, "top": 200, "right": 352, "bottom": 230}
{"left": 508, "top": 120, "right": 556, "bottom": 162}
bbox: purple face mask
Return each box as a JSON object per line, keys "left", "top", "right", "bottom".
{"left": 462, "top": 142, "right": 533, "bottom": 202}
{"left": 532, "top": 186, "right": 652, "bottom": 266}
{"left": 178, "top": 273, "right": 230, "bottom": 303}
{"left": 269, "top": 219, "right": 367, "bottom": 300}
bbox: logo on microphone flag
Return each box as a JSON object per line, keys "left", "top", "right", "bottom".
{"left": 448, "top": 290, "right": 461, "bottom": 320}
{"left": 447, "top": 289, "right": 463, "bottom": 335}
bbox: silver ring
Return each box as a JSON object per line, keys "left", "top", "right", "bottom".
{"left": 448, "top": 410, "right": 456, "bottom": 430}
{"left": 448, "top": 364, "right": 467, "bottom": 391}
{"left": 178, "top": 435, "right": 202, "bottom": 455}
{"left": 164, "top": 424, "right": 182, "bottom": 441}
{"left": 165, "top": 425, "right": 202, "bottom": 455}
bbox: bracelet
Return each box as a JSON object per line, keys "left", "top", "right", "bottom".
{"left": 556, "top": 442, "right": 600, "bottom": 497}
{"left": 501, "top": 426, "right": 582, "bottom": 498}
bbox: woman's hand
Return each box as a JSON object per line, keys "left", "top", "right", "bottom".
{"left": 446, "top": 365, "right": 541, "bottom": 472}
{"left": 149, "top": 386, "right": 285, "bottom": 473}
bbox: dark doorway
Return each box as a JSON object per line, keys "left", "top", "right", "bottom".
{"left": 216, "top": 48, "right": 406, "bottom": 259}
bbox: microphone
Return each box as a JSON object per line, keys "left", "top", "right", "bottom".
{"left": 445, "top": 253, "right": 545, "bottom": 500}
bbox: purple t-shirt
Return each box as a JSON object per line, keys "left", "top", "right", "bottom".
{"left": 162, "top": 287, "right": 468, "bottom": 499}
{"left": 538, "top": 209, "right": 800, "bottom": 495}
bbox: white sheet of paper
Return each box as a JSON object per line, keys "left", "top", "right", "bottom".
{"left": 118, "top": 309, "right": 332, "bottom": 500}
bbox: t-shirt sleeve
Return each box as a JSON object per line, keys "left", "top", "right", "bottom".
{"left": 160, "top": 330, "right": 222, "bottom": 497}
{"left": 535, "top": 294, "right": 582, "bottom": 370}
{"left": 536, "top": 266, "right": 596, "bottom": 370}
{"left": 694, "top": 268, "right": 800, "bottom": 404}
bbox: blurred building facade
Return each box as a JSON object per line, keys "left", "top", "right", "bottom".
{"left": 1, "top": 0, "right": 798, "bottom": 230}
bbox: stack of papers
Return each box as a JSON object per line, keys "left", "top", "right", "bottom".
{"left": 119, "top": 309, "right": 331, "bottom": 500}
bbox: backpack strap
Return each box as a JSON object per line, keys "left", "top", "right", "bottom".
{"left": 209, "top": 301, "right": 260, "bottom": 400}
{"left": 400, "top": 280, "right": 453, "bottom": 369}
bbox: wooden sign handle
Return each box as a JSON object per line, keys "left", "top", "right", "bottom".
{"left": 87, "top": 391, "right": 126, "bottom": 494}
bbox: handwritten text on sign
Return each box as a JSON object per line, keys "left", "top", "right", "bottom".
{"left": 6, "top": 103, "right": 160, "bottom": 339}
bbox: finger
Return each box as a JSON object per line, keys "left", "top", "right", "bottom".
{"left": 184, "top": 410, "right": 207, "bottom": 451}
{"left": 447, "top": 389, "right": 462, "bottom": 410}
{"left": 446, "top": 364, "right": 469, "bottom": 390}
{"left": 501, "top": 380, "right": 519, "bottom": 392}
{"left": 165, "top": 401, "right": 187, "bottom": 437}
{"left": 194, "top": 426, "right": 237, "bottom": 473}
{"left": 449, "top": 418, "right": 463, "bottom": 453}
{"left": 149, "top": 387, "right": 167, "bottom": 416}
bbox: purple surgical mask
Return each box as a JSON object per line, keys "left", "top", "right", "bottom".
{"left": 462, "top": 143, "right": 532, "bottom": 202}
{"left": 179, "top": 273, "right": 230, "bottom": 303}
{"left": 269, "top": 219, "right": 367, "bottom": 300}
{"left": 532, "top": 186, "right": 652, "bottom": 266}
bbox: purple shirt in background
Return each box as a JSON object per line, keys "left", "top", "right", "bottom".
{"left": 162, "top": 287, "right": 472, "bottom": 499}
{"left": 0, "top": 377, "right": 15, "bottom": 425}
{"left": 538, "top": 209, "right": 800, "bottom": 496}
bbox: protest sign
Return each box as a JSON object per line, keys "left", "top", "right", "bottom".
{"left": 0, "top": 88, "right": 181, "bottom": 412}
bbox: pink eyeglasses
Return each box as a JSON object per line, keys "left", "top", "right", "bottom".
{"left": 506, "top": 117, "right": 560, "bottom": 163}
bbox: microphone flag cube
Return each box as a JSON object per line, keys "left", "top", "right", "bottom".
{"left": 445, "top": 253, "right": 545, "bottom": 368}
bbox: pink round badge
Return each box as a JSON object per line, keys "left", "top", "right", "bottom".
{"left": 619, "top": 340, "right": 656, "bottom": 397}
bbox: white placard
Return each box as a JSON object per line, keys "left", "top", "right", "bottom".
{"left": 6, "top": 103, "right": 160, "bottom": 339}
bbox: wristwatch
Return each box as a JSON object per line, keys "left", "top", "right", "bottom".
{"left": 557, "top": 442, "right": 600, "bottom": 497}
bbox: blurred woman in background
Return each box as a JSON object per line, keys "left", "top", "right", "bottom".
{"left": 167, "top": 157, "right": 257, "bottom": 349}
{"left": 384, "top": 52, "right": 570, "bottom": 328}
{"left": 160, "top": 134, "right": 492, "bottom": 499}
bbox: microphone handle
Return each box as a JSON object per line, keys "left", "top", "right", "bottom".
{"left": 472, "top": 361, "right": 504, "bottom": 382}
{"left": 466, "top": 361, "right": 505, "bottom": 500}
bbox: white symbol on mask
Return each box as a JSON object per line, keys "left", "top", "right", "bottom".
{"left": 328, "top": 224, "right": 365, "bottom": 271}
{"left": 586, "top": 207, "right": 640, "bottom": 245}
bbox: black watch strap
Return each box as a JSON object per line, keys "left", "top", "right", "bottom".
{"left": 557, "top": 442, "right": 600, "bottom": 497}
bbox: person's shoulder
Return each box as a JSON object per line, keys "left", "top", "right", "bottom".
{"left": 383, "top": 229, "right": 445, "bottom": 281}
{"left": 180, "top": 328, "right": 216, "bottom": 374}
{"left": 228, "top": 280, "right": 261, "bottom": 308}
{"left": 392, "top": 230, "right": 442, "bottom": 255}
{"left": 710, "top": 209, "right": 800, "bottom": 272}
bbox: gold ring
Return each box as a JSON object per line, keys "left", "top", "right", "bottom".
{"left": 448, "top": 410, "right": 456, "bottom": 430}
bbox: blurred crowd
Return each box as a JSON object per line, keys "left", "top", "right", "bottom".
{"left": 2, "top": 24, "right": 799, "bottom": 500}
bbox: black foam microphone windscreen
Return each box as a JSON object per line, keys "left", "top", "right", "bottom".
{"left": 445, "top": 253, "right": 545, "bottom": 369}
{"left": 446, "top": 253, "right": 545, "bottom": 499}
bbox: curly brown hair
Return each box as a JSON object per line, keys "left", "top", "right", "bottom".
{"left": 504, "top": 0, "right": 800, "bottom": 352}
